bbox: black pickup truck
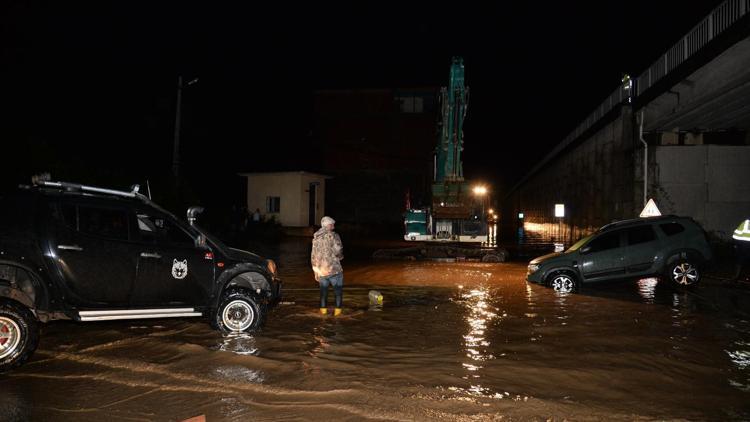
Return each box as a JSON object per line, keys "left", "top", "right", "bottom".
{"left": 0, "top": 180, "right": 281, "bottom": 371}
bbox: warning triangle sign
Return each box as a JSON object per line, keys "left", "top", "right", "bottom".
{"left": 639, "top": 198, "right": 661, "bottom": 217}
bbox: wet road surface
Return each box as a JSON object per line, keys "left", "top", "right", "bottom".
{"left": 1, "top": 238, "right": 750, "bottom": 421}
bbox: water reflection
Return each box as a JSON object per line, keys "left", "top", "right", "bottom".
{"left": 637, "top": 277, "right": 659, "bottom": 303}
{"left": 310, "top": 326, "right": 330, "bottom": 358}
{"left": 727, "top": 340, "right": 750, "bottom": 392}
{"left": 215, "top": 332, "right": 259, "bottom": 356}
{"left": 727, "top": 341, "right": 750, "bottom": 369}
{"left": 214, "top": 365, "right": 265, "bottom": 383}
{"left": 485, "top": 224, "right": 498, "bottom": 247}
{"left": 458, "top": 286, "right": 499, "bottom": 398}
{"left": 524, "top": 283, "right": 539, "bottom": 319}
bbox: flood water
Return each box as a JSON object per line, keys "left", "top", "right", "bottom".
{"left": 2, "top": 237, "right": 750, "bottom": 421}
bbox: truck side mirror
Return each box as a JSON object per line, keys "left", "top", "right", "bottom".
{"left": 196, "top": 234, "right": 208, "bottom": 249}
{"left": 580, "top": 245, "right": 591, "bottom": 254}
{"left": 187, "top": 206, "right": 204, "bottom": 226}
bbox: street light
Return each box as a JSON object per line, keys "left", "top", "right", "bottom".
{"left": 473, "top": 185, "right": 488, "bottom": 221}
{"left": 172, "top": 75, "right": 199, "bottom": 186}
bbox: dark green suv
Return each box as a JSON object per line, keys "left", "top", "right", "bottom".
{"left": 526, "top": 216, "right": 712, "bottom": 293}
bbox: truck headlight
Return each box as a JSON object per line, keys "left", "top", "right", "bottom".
{"left": 266, "top": 259, "right": 278, "bottom": 276}
{"left": 527, "top": 264, "right": 540, "bottom": 274}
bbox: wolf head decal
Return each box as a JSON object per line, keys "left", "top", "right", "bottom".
{"left": 172, "top": 259, "right": 188, "bottom": 279}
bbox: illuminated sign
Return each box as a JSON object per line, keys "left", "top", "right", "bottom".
{"left": 554, "top": 204, "right": 565, "bottom": 218}
{"left": 639, "top": 199, "right": 661, "bottom": 217}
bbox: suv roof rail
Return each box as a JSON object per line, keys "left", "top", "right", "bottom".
{"left": 32, "top": 180, "right": 142, "bottom": 199}
{"left": 599, "top": 215, "right": 680, "bottom": 232}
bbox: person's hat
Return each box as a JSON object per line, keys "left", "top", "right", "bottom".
{"left": 321, "top": 216, "right": 335, "bottom": 227}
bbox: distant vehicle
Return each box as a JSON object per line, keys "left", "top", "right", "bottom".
{"left": 526, "top": 216, "right": 712, "bottom": 293}
{"left": 404, "top": 57, "right": 488, "bottom": 244}
{"left": 0, "top": 180, "right": 281, "bottom": 371}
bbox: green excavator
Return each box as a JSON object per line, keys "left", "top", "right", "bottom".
{"left": 404, "top": 57, "right": 488, "bottom": 243}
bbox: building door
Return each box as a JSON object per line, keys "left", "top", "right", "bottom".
{"left": 308, "top": 183, "right": 317, "bottom": 226}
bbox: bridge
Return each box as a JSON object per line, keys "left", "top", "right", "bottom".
{"left": 503, "top": 0, "right": 750, "bottom": 245}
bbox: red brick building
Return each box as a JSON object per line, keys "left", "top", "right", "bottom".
{"left": 313, "top": 88, "right": 439, "bottom": 226}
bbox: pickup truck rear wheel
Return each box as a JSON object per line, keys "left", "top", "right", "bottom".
{"left": 0, "top": 300, "right": 39, "bottom": 372}
{"left": 215, "top": 289, "right": 264, "bottom": 333}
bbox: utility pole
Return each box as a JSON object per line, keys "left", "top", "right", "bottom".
{"left": 172, "top": 76, "right": 183, "bottom": 185}
{"left": 172, "top": 76, "right": 198, "bottom": 186}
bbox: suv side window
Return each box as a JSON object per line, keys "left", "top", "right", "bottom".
{"left": 659, "top": 222, "right": 685, "bottom": 236}
{"left": 626, "top": 225, "right": 656, "bottom": 245}
{"left": 136, "top": 213, "right": 195, "bottom": 247}
{"left": 586, "top": 230, "right": 621, "bottom": 253}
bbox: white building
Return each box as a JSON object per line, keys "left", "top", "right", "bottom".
{"left": 239, "top": 171, "right": 331, "bottom": 227}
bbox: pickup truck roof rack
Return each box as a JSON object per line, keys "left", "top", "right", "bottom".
{"left": 30, "top": 180, "right": 143, "bottom": 200}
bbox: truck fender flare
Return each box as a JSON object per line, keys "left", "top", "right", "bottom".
{"left": 226, "top": 272, "right": 270, "bottom": 294}
{"left": 0, "top": 260, "right": 50, "bottom": 311}
{"left": 0, "top": 281, "right": 35, "bottom": 310}
{"left": 211, "top": 263, "right": 270, "bottom": 308}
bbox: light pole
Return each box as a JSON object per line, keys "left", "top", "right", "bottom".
{"left": 172, "top": 75, "right": 199, "bottom": 186}
{"left": 473, "top": 185, "right": 488, "bottom": 244}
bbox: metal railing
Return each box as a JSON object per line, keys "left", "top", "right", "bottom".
{"left": 637, "top": 0, "right": 749, "bottom": 95}
{"left": 510, "top": 0, "right": 749, "bottom": 196}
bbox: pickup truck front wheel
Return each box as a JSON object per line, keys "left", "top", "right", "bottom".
{"left": 0, "top": 300, "right": 39, "bottom": 372}
{"left": 215, "top": 289, "right": 264, "bottom": 333}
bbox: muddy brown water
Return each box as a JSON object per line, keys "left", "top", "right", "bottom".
{"left": 1, "top": 238, "right": 750, "bottom": 421}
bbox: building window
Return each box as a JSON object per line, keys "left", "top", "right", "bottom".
{"left": 396, "top": 96, "right": 424, "bottom": 113}
{"left": 267, "top": 196, "right": 280, "bottom": 213}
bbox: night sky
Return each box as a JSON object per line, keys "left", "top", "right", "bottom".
{"left": 1, "top": 1, "right": 725, "bottom": 206}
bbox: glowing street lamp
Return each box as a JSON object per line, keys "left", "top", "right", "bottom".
{"left": 473, "top": 186, "right": 487, "bottom": 195}
{"left": 473, "top": 185, "right": 488, "bottom": 222}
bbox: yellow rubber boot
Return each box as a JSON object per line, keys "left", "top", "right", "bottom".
{"left": 334, "top": 308, "right": 342, "bottom": 316}
{"left": 319, "top": 308, "right": 328, "bottom": 315}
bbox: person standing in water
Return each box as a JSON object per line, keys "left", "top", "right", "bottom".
{"left": 311, "top": 216, "right": 344, "bottom": 315}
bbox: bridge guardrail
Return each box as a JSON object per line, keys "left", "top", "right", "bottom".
{"left": 510, "top": 0, "right": 749, "bottom": 196}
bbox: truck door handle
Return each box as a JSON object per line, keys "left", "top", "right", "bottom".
{"left": 140, "top": 252, "right": 162, "bottom": 259}
{"left": 58, "top": 244, "right": 83, "bottom": 251}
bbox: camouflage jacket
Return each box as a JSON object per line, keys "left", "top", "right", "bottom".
{"left": 311, "top": 227, "right": 343, "bottom": 280}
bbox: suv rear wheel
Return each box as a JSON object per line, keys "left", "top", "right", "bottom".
{"left": 666, "top": 259, "right": 700, "bottom": 287}
{"left": 214, "top": 289, "right": 264, "bottom": 333}
{"left": 0, "top": 300, "right": 39, "bottom": 372}
{"left": 547, "top": 271, "right": 578, "bottom": 293}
